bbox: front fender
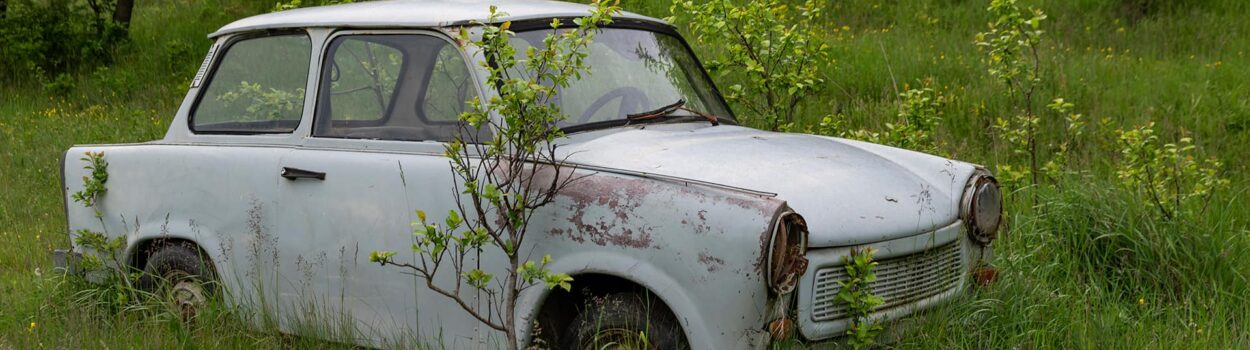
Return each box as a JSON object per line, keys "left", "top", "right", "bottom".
{"left": 517, "top": 170, "right": 796, "bottom": 349}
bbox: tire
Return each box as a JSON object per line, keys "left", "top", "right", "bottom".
{"left": 138, "top": 243, "right": 216, "bottom": 321}
{"left": 561, "top": 292, "right": 688, "bottom": 350}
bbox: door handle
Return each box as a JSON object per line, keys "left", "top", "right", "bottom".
{"left": 281, "top": 167, "right": 326, "bottom": 181}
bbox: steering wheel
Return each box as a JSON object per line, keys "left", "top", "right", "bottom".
{"left": 577, "top": 86, "right": 651, "bottom": 124}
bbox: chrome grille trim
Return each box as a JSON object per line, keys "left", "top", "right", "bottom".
{"left": 810, "top": 240, "right": 963, "bottom": 322}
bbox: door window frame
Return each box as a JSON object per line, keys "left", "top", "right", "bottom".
{"left": 308, "top": 29, "right": 489, "bottom": 146}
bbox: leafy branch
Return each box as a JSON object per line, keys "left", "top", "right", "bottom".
{"left": 369, "top": 3, "right": 619, "bottom": 349}
{"left": 670, "top": 0, "right": 832, "bottom": 131}
{"left": 839, "top": 247, "right": 884, "bottom": 349}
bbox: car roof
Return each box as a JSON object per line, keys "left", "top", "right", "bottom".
{"left": 210, "top": 0, "right": 665, "bottom": 38}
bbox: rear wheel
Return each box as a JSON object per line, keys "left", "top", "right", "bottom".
{"left": 138, "top": 243, "right": 215, "bottom": 321}
{"left": 561, "top": 292, "right": 688, "bottom": 350}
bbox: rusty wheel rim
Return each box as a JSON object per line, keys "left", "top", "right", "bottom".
{"left": 165, "top": 272, "right": 206, "bottom": 321}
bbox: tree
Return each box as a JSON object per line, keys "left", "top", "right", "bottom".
{"left": 113, "top": 0, "right": 133, "bottom": 29}
{"left": 368, "top": 2, "right": 621, "bottom": 349}
{"left": 669, "top": 0, "right": 832, "bottom": 131}
{"left": 975, "top": 0, "right": 1047, "bottom": 192}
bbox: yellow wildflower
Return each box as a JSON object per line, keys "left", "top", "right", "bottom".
{"left": 28, "top": 322, "right": 36, "bottom": 332}
{"left": 1137, "top": 297, "right": 1145, "bottom": 305}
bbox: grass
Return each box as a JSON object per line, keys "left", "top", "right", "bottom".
{"left": 2, "top": 0, "right": 1249, "bottom": 348}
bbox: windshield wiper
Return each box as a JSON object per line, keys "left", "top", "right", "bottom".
{"left": 562, "top": 99, "right": 721, "bottom": 134}
{"left": 626, "top": 99, "right": 719, "bottom": 126}
{"left": 626, "top": 99, "right": 686, "bottom": 121}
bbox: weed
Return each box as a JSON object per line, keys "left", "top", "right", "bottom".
{"left": 838, "top": 248, "right": 884, "bottom": 349}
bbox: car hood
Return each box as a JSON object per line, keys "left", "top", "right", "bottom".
{"left": 557, "top": 123, "right": 980, "bottom": 247}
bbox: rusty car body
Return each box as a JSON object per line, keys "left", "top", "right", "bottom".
{"left": 57, "top": 1, "right": 1001, "bottom": 348}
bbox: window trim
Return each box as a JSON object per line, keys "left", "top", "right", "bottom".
{"left": 319, "top": 35, "right": 409, "bottom": 128}
{"left": 311, "top": 29, "right": 486, "bottom": 143}
{"left": 188, "top": 30, "right": 313, "bottom": 135}
{"left": 414, "top": 43, "right": 478, "bottom": 126}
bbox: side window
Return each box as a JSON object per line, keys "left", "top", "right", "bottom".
{"left": 192, "top": 34, "right": 311, "bottom": 133}
{"left": 327, "top": 39, "right": 403, "bottom": 122}
{"left": 421, "top": 45, "right": 475, "bottom": 122}
{"left": 314, "top": 34, "right": 481, "bottom": 142}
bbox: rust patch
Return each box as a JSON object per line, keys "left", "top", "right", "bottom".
{"left": 603, "top": 227, "right": 653, "bottom": 249}
{"left": 685, "top": 209, "right": 712, "bottom": 235}
{"left": 973, "top": 266, "right": 1000, "bottom": 287}
{"left": 697, "top": 252, "right": 725, "bottom": 272}
{"left": 555, "top": 175, "right": 658, "bottom": 249}
{"left": 547, "top": 172, "right": 787, "bottom": 251}
{"left": 547, "top": 227, "right": 584, "bottom": 243}
{"left": 755, "top": 221, "right": 772, "bottom": 275}
{"left": 725, "top": 196, "right": 775, "bottom": 217}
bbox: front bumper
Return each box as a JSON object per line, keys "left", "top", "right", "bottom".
{"left": 794, "top": 220, "right": 990, "bottom": 340}
{"left": 51, "top": 249, "right": 82, "bottom": 274}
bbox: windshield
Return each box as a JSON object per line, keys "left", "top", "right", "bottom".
{"left": 511, "top": 28, "right": 733, "bottom": 129}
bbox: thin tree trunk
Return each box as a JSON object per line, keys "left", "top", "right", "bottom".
{"left": 113, "top": 0, "right": 134, "bottom": 28}
{"left": 504, "top": 255, "right": 520, "bottom": 350}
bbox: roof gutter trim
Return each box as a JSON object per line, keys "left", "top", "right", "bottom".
{"left": 208, "top": 13, "right": 666, "bottom": 39}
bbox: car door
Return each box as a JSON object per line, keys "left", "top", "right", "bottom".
{"left": 275, "top": 30, "right": 493, "bottom": 347}
{"left": 179, "top": 31, "right": 313, "bottom": 321}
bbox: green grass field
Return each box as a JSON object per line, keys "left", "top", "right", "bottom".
{"left": 2, "top": 0, "right": 1248, "bottom": 348}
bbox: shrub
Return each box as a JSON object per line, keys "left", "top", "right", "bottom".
{"left": 1114, "top": 122, "right": 1228, "bottom": 221}
{"left": 0, "top": 0, "right": 126, "bottom": 80}
{"left": 668, "top": 0, "right": 832, "bottom": 131}
{"left": 849, "top": 81, "right": 948, "bottom": 154}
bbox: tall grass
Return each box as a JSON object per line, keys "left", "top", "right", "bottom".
{"left": 891, "top": 180, "right": 1250, "bottom": 349}
{"left": 2, "top": 0, "right": 1248, "bottom": 348}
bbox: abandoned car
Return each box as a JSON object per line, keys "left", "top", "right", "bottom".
{"left": 57, "top": 1, "right": 1001, "bottom": 349}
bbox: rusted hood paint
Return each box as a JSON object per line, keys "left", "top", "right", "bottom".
{"left": 557, "top": 123, "right": 980, "bottom": 247}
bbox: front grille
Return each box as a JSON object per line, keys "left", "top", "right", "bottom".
{"left": 810, "top": 240, "right": 963, "bottom": 322}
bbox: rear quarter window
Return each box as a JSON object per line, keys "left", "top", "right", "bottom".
{"left": 191, "top": 34, "right": 311, "bottom": 134}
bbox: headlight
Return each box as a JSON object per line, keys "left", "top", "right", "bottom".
{"left": 767, "top": 211, "right": 808, "bottom": 295}
{"left": 962, "top": 173, "right": 1002, "bottom": 244}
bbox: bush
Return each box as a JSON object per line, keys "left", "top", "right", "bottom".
{"left": 668, "top": 0, "right": 832, "bottom": 131}
{"left": 0, "top": 0, "right": 125, "bottom": 81}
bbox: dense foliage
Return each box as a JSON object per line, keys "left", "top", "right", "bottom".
{"left": 0, "top": 0, "right": 134, "bottom": 83}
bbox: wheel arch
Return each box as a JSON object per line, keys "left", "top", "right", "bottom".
{"left": 127, "top": 236, "right": 219, "bottom": 274}
{"left": 516, "top": 252, "right": 713, "bottom": 349}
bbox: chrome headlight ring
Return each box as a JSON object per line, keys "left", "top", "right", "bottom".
{"left": 961, "top": 172, "right": 1003, "bottom": 245}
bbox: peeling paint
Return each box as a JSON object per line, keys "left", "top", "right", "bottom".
{"left": 555, "top": 175, "right": 658, "bottom": 249}
{"left": 697, "top": 252, "right": 725, "bottom": 272}
{"left": 549, "top": 172, "right": 783, "bottom": 250}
